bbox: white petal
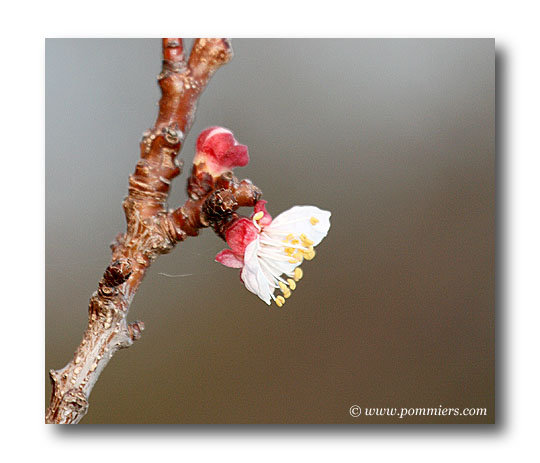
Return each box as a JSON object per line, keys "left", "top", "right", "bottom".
{"left": 260, "top": 250, "right": 298, "bottom": 276}
{"left": 241, "top": 239, "right": 273, "bottom": 304}
{"left": 266, "top": 205, "right": 331, "bottom": 246}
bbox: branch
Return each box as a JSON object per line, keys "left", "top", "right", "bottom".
{"left": 46, "top": 38, "right": 259, "bottom": 424}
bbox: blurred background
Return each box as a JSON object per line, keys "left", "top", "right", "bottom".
{"left": 46, "top": 39, "right": 494, "bottom": 424}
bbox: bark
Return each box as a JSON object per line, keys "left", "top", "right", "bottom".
{"left": 46, "top": 38, "right": 261, "bottom": 424}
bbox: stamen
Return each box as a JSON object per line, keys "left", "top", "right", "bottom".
{"left": 260, "top": 236, "right": 306, "bottom": 249}
{"left": 278, "top": 281, "right": 291, "bottom": 298}
{"left": 294, "top": 267, "right": 303, "bottom": 281}
{"left": 253, "top": 211, "right": 264, "bottom": 221}
{"left": 287, "top": 279, "right": 296, "bottom": 290}
{"left": 300, "top": 234, "right": 314, "bottom": 246}
{"left": 275, "top": 296, "right": 285, "bottom": 307}
{"left": 258, "top": 260, "right": 281, "bottom": 289}
{"left": 310, "top": 217, "right": 319, "bottom": 225}
{"left": 258, "top": 257, "right": 299, "bottom": 297}
{"left": 259, "top": 254, "right": 288, "bottom": 277}
{"left": 259, "top": 250, "right": 295, "bottom": 262}
{"left": 304, "top": 247, "right": 316, "bottom": 260}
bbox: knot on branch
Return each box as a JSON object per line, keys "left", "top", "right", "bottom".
{"left": 87, "top": 259, "right": 133, "bottom": 324}
{"left": 203, "top": 188, "right": 239, "bottom": 222}
{"left": 96, "top": 258, "right": 132, "bottom": 300}
{"left": 202, "top": 189, "right": 239, "bottom": 238}
{"left": 162, "top": 125, "right": 183, "bottom": 145}
{"left": 103, "top": 259, "right": 133, "bottom": 287}
{"left": 128, "top": 320, "right": 145, "bottom": 341}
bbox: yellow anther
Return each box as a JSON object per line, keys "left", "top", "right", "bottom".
{"left": 285, "top": 233, "right": 294, "bottom": 242}
{"left": 293, "top": 251, "right": 303, "bottom": 261}
{"left": 310, "top": 216, "right": 319, "bottom": 225}
{"left": 291, "top": 239, "right": 299, "bottom": 245}
{"left": 300, "top": 234, "right": 314, "bottom": 246}
{"left": 304, "top": 247, "right": 316, "bottom": 261}
{"left": 275, "top": 295, "right": 285, "bottom": 307}
{"left": 253, "top": 211, "right": 264, "bottom": 221}
{"left": 285, "top": 247, "right": 295, "bottom": 256}
{"left": 287, "top": 279, "right": 296, "bottom": 290}
{"left": 294, "top": 267, "right": 303, "bottom": 281}
{"left": 278, "top": 282, "right": 291, "bottom": 298}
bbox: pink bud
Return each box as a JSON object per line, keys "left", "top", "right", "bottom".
{"left": 194, "top": 127, "right": 249, "bottom": 175}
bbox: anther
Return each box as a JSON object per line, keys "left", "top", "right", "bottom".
{"left": 304, "top": 247, "right": 316, "bottom": 260}
{"left": 310, "top": 217, "right": 319, "bottom": 225}
{"left": 300, "top": 234, "right": 314, "bottom": 246}
{"left": 287, "top": 279, "right": 296, "bottom": 290}
{"left": 294, "top": 267, "right": 303, "bottom": 281}
{"left": 275, "top": 295, "right": 286, "bottom": 307}
{"left": 253, "top": 211, "right": 264, "bottom": 221}
{"left": 278, "top": 282, "right": 291, "bottom": 298}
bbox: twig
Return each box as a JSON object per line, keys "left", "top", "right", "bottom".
{"left": 46, "top": 38, "right": 261, "bottom": 424}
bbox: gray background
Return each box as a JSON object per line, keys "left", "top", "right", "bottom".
{"left": 46, "top": 39, "right": 494, "bottom": 424}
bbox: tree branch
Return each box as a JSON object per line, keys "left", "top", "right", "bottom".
{"left": 46, "top": 38, "right": 258, "bottom": 424}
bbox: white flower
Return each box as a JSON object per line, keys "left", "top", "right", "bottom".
{"left": 216, "top": 202, "right": 331, "bottom": 307}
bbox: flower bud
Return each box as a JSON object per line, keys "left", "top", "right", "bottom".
{"left": 193, "top": 127, "right": 249, "bottom": 176}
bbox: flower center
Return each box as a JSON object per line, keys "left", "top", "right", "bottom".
{"left": 282, "top": 233, "right": 316, "bottom": 263}
{"left": 251, "top": 212, "right": 322, "bottom": 307}
{"left": 257, "top": 230, "right": 319, "bottom": 307}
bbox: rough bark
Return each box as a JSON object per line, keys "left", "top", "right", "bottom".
{"left": 46, "top": 38, "right": 261, "bottom": 424}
